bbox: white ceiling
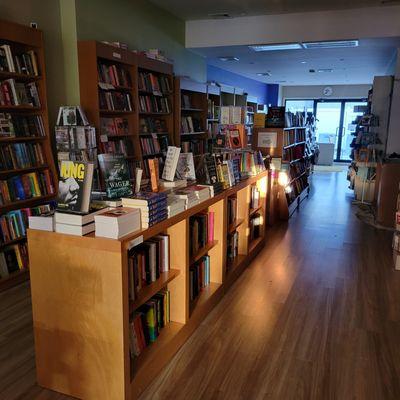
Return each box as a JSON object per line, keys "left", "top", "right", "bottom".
{"left": 191, "top": 38, "right": 400, "bottom": 85}
{"left": 149, "top": 0, "right": 390, "bottom": 20}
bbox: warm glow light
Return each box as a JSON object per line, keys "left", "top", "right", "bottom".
{"left": 278, "top": 171, "right": 289, "bottom": 187}
{"left": 285, "top": 186, "right": 292, "bottom": 193}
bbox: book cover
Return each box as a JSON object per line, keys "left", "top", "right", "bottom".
{"left": 176, "top": 152, "right": 196, "bottom": 181}
{"left": 228, "top": 129, "right": 242, "bottom": 149}
{"left": 57, "top": 161, "right": 94, "bottom": 214}
{"left": 98, "top": 154, "right": 133, "bottom": 199}
{"left": 148, "top": 158, "right": 159, "bottom": 192}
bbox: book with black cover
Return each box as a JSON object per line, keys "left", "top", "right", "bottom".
{"left": 98, "top": 154, "right": 133, "bottom": 199}
{"left": 57, "top": 161, "right": 94, "bottom": 214}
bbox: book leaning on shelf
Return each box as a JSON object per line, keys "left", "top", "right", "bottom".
{"left": 0, "top": 79, "right": 40, "bottom": 107}
{"left": 0, "top": 44, "right": 39, "bottom": 75}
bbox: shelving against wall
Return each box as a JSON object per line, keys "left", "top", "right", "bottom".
{"left": 207, "top": 83, "right": 221, "bottom": 151}
{"left": 246, "top": 95, "right": 257, "bottom": 146}
{"left": 28, "top": 170, "right": 268, "bottom": 400}
{"left": 174, "top": 77, "right": 208, "bottom": 155}
{"left": 0, "top": 20, "right": 57, "bottom": 290}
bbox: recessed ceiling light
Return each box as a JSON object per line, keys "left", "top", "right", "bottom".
{"left": 249, "top": 43, "right": 302, "bottom": 52}
{"left": 301, "top": 61, "right": 307, "bottom": 64}
{"left": 303, "top": 40, "right": 358, "bottom": 49}
{"left": 218, "top": 56, "right": 239, "bottom": 62}
{"left": 257, "top": 72, "right": 271, "bottom": 77}
{"left": 318, "top": 68, "right": 333, "bottom": 73}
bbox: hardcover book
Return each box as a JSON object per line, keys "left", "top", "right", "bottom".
{"left": 57, "top": 160, "right": 94, "bottom": 214}
{"left": 98, "top": 154, "right": 133, "bottom": 199}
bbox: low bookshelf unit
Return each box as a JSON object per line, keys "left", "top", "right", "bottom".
{"left": 28, "top": 171, "right": 268, "bottom": 400}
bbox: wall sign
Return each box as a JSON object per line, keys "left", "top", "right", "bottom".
{"left": 257, "top": 131, "right": 277, "bottom": 148}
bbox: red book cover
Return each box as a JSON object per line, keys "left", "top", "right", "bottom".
{"left": 208, "top": 211, "right": 214, "bottom": 243}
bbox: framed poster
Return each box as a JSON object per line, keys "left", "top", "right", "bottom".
{"left": 257, "top": 131, "right": 277, "bottom": 148}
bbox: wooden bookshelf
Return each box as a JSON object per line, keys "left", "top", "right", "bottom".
{"left": 174, "top": 77, "right": 208, "bottom": 155}
{"left": 28, "top": 170, "right": 268, "bottom": 400}
{"left": 0, "top": 20, "right": 57, "bottom": 291}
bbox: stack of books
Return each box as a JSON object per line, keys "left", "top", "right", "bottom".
{"left": 121, "top": 192, "right": 167, "bottom": 229}
{"left": 189, "top": 255, "right": 210, "bottom": 302}
{"left": 95, "top": 207, "right": 141, "bottom": 239}
{"left": 128, "top": 235, "right": 169, "bottom": 301}
{"left": 55, "top": 209, "right": 105, "bottom": 236}
{"left": 130, "top": 289, "right": 170, "bottom": 358}
{"left": 171, "top": 188, "right": 199, "bottom": 210}
{"left": 166, "top": 196, "right": 186, "bottom": 218}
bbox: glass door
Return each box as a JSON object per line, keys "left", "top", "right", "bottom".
{"left": 315, "top": 101, "right": 343, "bottom": 158}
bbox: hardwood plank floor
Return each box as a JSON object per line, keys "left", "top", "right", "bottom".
{"left": 1, "top": 171, "right": 399, "bottom": 399}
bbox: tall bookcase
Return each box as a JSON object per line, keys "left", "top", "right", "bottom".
{"left": 78, "top": 41, "right": 175, "bottom": 185}
{"left": 206, "top": 83, "right": 221, "bottom": 151}
{"left": 174, "top": 77, "right": 208, "bottom": 155}
{"left": 0, "top": 20, "right": 57, "bottom": 290}
{"left": 28, "top": 171, "right": 268, "bottom": 400}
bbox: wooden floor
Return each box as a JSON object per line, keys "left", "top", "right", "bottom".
{"left": 1, "top": 171, "right": 400, "bottom": 399}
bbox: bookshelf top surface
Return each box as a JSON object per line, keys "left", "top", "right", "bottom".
{"left": 27, "top": 170, "right": 268, "bottom": 251}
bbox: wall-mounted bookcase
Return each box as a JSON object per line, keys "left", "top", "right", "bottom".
{"left": 253, "top": 126, "right": 310, "bottom": 219}
{"left": 174, "top": 77, "right": 208, "bottom": 155}
{"left": 78, "top": 41, "right": 175, "bottom": 185}
{"left": 0, "top": 20, "right": 57, "bottom": 291}
{"left": 28, "top": 170, "right": 268, "bottom": 400}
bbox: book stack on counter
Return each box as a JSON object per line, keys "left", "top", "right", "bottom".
{"left": 55, "top": 208, "right": 108, "bottom": 236}
{"left": 95, "top": 207, "right": 141, "bottom": 239}
{"left": 166, "top": 196, "right": 186, "bottom": 218}
{"left": 170, "top": 188, "right": 198, "bottom": 210}
{"left": 189, "top": 255, "right": 210, "bottom": 302}
{"left": 128, "top": 235, "right": 169, "bottom": 301}
{"left": 122, "top": 192, "right": 167, "bottom": 229}
{"left": 189, "top": 212, "right": 214, "bottom": 256}
{"left": 130, "top": 289, "right": 170, "bottom": 358}
{"left": 0, "top": 243, "right": 28, "bottom": 279}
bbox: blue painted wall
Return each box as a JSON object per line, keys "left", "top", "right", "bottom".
{"left": 207, "top": 64, "right": 279, "bottom": 106}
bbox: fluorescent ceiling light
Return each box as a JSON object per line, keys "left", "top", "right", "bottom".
{"left": 249, "top": 43, "right": 302, "bottom": 52}
{"left": 218, "top": 56, "right": 239, "bottom": 62}
{"left": 257, "top": 72, "right": 271, "bottom": 77}
{"left": 317, "top": 68, "right": 333, "bottom": 73}
{"left": 303, "top": 40, "right": 359, "bottom": 49}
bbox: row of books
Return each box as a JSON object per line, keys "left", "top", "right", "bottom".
{"left": 128, "top": 234, "right": 169, "bottom": 302}
{"left": 207, "top": 121, "right": 219, "bottom": 136}
{"left": 130, "top": 289, "right": 170, "bottom": 357}
{"left": 289, "top": 159, "right": 306, "bottom": 180}
{"left": 181, "top": 140, "right": 205, "bottom": 155}
{"left": 0, "top": 203, "right": 53, "bottom": 244}
{"left": 189, "top": 256, "right": 210, "bottom": 302}
{"left": 283, "top": 128, "right": 306, "bottom": 147}
{"left": 0, "top": 142, "right": 45, "bottom": 171}
{"left": 189, "top": 212, "right": 214, "bottom": 257}
{"left": 0, "top": 45, "right": 39, "bottom": 76}
{"left": 139, "top": 95, "right": 170, "bottom": 114}
{"left": 283, "top": 145, "right": 304, "bottom": 162}
{"left": 139, "top": 117, "right": 168, "bottom": 134}
{"left": 250, "top": 185, "right": 260, "bottom": 210}
{"left": 122, "top": 192, "right": 167, "bottom": 229}
{"left": 249, "top": 213, "right": 262, "bottom": 242}
{"left": 100, "top": 117, "right": 129, "bottom": 136}
{"left": 207, "top": 99, "right": 219, "bottom": 120}
{"left": 227, "top": 196, "right": 237, "bottom": 226}
{"left": 0, "top": 79, "right": 41, "bottom": 107}
{"left": 140, "top": 136, "right": 164, "bottom": 156}
{"left": 101, "top": 138, "right": 133, "bottom": 157}
{"left": 227, "top": 230, "right": 239, "bottom": 262}
{"left": 0, "top": 170, "right": 54, "bottom": 205}
{"left": 0, "top": 243, "right": 28, "bottom": 279}
{"left": 286, "top": 174, "right": 308, "bottom": 204}
{"left": 138, "top": 72, "right": 171, "bottom": 95}
{"left": 181, "top": 116, "right": 202, "bottom": 134}
{"left": 169, "top": 185, "right": 210, "bottom": 211}
{"left": 99, "top": 91, "right": 132, "bottom": 112}
{"left": 97, "top": 62, "right": 131, "bottom": 88}
{"left": 0, "top": 113, "right": 45, "bottom": 138}
{"left": 220, "top": 106, "right": 244, "bottom": 125}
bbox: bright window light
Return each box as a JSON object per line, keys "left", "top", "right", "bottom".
{"left": 249, "top": 43, "right": 302, "bottom": 52}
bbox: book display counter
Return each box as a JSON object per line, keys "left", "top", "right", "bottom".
{"left": 27, "top": 170, "right": 268, "bottom": 400}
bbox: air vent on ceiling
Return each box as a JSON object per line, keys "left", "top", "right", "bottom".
{"left": 303, "top": 40, "right": 359, "bottom": 49}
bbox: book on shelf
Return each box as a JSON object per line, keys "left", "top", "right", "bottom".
{"left": 249, "top": 213, "right": 262, "bottom": 241}
{"left": 250, "top": 185, "right": 260, "bottom": 210}
{"left": 227, "top": 196, "right": 237, "bottom": 226}
{"left": 0, "top": 169, "right": 54, "bottom": 205}
{"left": 138, "top": 72, "right": 171, "bottom": 95}
{"left": 128, "top": 234, "right": 170, "bottom": 300}
{"left": 160, "top": 179, "right": 187, "bottom": 189}
{"left": 94, "top": 207, "right": 141, "bottom": 239}
{"left": 54, "top": 207, "right": 109, "bottom": 227}
{"left": 139, "top": 117, "right": 168, "bottom": 134}
{"left": 176, "top": 153, "right": 196, "bottom": 181}
{"left": 0, "top": 113, "right": 45, "bottom": 138}
{"left": 97, "top": 62, "right": 132, "bottom": 88}
{"left": 100, "top": 117, "right": 129, "bottom": 136}
{"left": 166, "top": 196, "right": 186, "bottom": 217}
{"left": 98, "top": 153, "right": 133, "bottom": 199}
{"left": 0, "top": 243, "right": 28, "bottom": 279}
{"left": 57, "top": 161, "right": 94, "bottom": 214}
{"left": 181, "top": 139, "right": 205, "bottom": 155}
{"left": 148, "top": 158, "right": 160, "bottom": 192}
{"left": 101, "top": 137, "right": 133, "bottom": 156}
{"left": 2, "top": 203, "right": 54, "bottom": 240}
{"left": 228, "top": 129, "right": 242, "bottom": 149}
{"left": 227, "top": 230, "right": 239, "bottom": 262}
{"left": 99, "top": 91, "right": 132, "bottom": 112}
{"left": 162, "top": 146, "right": 180, "bottom": 182}
{"left": 27, "top": 211, "right": 54, "bottom": 232}
{"left": 0, "top": 79, "right": 40, "bottom": 107}
{"left": 140, "top": 134, "right": 167, "bottom": 156}
{"left": 130, "top": 289, "right": 170, "bottom": 358}
{"left": 0, "top": 142, "right": 45, "bottom": 170}
{"left": 55, "top": 221, "right": 95, "bottom": 236}
{"left": 181, "top": 116, "right": 203, "bottom": 134}
{"left": 0, "top": 45, "right": 39, "bottom": 76}
{"left": 189, "top": 255, "right": 210, "bottom": 301}
{"left": 189, "top": 212, "right": 213, "bottom": 256}
{"left": 139, "top": 95, "right": 170, "bottom": 114}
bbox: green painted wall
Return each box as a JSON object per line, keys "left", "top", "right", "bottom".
{"left": 75, "top": 0, "right": 206, "bottom": 81}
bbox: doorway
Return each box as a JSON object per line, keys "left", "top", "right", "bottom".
{"left": 285, "top": 99, "right": 367, "bottom": 162}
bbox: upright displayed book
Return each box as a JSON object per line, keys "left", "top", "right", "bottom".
{"left": 0, "top": 20, "right": 57, "bottom": 290}
{"left": 162, "top": 146, "right": 181, "bottom": 181}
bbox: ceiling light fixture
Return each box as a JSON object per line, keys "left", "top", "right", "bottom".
{"left": 301, "top": 61, "right": 307, "bottom": 64}
{"left": 249, "top": 40, "right": 359, "bottom": 52}
{"left": 317, "top": 68, "right": 333, "bottom": 73}
{"left": 249, "top": 43, "right": 302, "bottom": 52}
{"left": 218, "top": 56, "right": 239, "bottom": 62}
{"left": 257, "top": 72, "right": 271, "bottom": 77}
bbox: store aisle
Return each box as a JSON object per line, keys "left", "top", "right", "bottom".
{"left": 1, "top": 172, "right": 399, "bottom": 400}
{"left": 140, "top": 171, "right": 400, "bottom": 400}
